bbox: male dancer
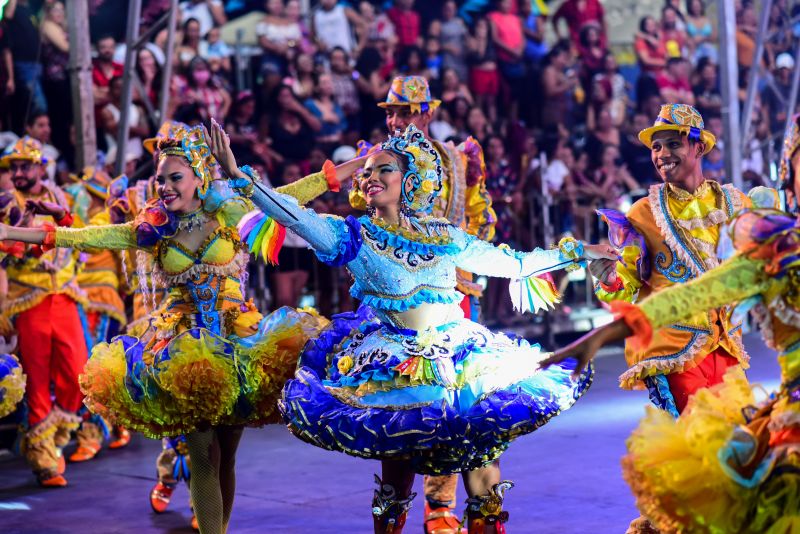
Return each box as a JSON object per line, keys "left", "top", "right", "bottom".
{"left": 588, "top": 104, "right": 749, "bottom": 532}
{"left": 1, "top": 137, "right": 86, "bottom": 487}
{"left": 352, "top": 75, "right": 497, "bottom": 534}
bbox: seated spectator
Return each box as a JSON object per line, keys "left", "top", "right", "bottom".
{"left": 397, "top": 45, "right": 426, "bottom": 77}
{"left": 634, "top": 16, "right": 667, "bottom": 102}
{"left": 761, "top": 52, "right": 793, "bottom": 136}
{"left": 552, "top": 0, "right": 607, "bottom": 49}
{"left": 312, "top": 0, "right": 361, "bottom": 55}
{"left": 257, "top": 0, "right": 303, "bottom": 79}
{"left": 353, "top": 45, "right": 393, "bottom": 136}
{"left": 429, "top": 106, "right": 457, "bottom": 141}
{"left": 328, "top": 47, "right": 360, "bottom": 135}
{"left": 100, "top": 76, "right": 150, "bottom": 168}
{"left": 592, "top": 51, "right": 627, "bottom": 126}
{"left": 656, "top": 57, "right": 694, "bottom": 105}
{"left": 424, "top": 37, "right": 443, "bottom": 82}
{"left": 179, "top": 0, "right": 226, "bottom": 37}
{"left": 661, "top": 6, "right": 688, "bottom": 58}
{"left": 176, "top": 17, "right": 202, "bottom": 70}
{"left": 692, "top": 56, "right": 722, "bottom": 117}
{"left": 304, "top": 73, "right": 347, "bottom": 147}
{"left": 285, "top": 52, "right": 316, "bottom": 101}
{"left": 24, "top": 111, "right": 59, "bottom": 181}
{"left": 266, "top": 84, "right": 320, "bottom": 168}
{"left": 702, "top": 146, "right": 724, "bottom": 182}
{"left": 584, "top": 144, "right": 640, "bottom": 208}
{"left": 586, "top": 104, "right": 621, "bottom": 168}
{"left": 577, "top": 21, "right": 607, "bottom": 91}
{"left": 386, "top": 0, "right": 421, "bottom": 52}
{"left": 765, "top": 2, "right": 792, "bottom": 66}
{"left": 200, "top": 26, "right": 232, "bottom": 76}
{"left": 441, "top": 67, "right": 473, "bottom": 106}
{"left": 620, "top": 111, "right": 658, "bottom": 186}
{"left": 466, "top": 106, "right": 492, "bottom": 144}
{"left": 685, "top": 0, "right": 717, "bottom": 63}
{"left": 540, "top": 40, "right": 577, "bottom": 137}
{"left": 135, "top": 47, "right": 163, "bottom": 110}
{"left": 428, "top": 0, "right": 468, "bottom": 81}
{"left": 92, "top": 35, "right": 124, "bottom": 107}
{"left": 227, "top": 90, "right": 276, "bottom": 169}
{"left": 467, "top": 17, "right": 499, "bottom": 123}
{"left": 176, "top": 56, "right": 231, "bottom": 122}
{"left": 445, "top": 96, "right": 471, "bottom": 138}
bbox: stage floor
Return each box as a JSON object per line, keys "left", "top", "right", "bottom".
{"left": 0, "top": 333, "right": 779, "bottom": 533}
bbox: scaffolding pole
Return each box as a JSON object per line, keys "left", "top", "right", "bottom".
{"left": 718, "top": 0, "right": 743, "bottom": 189}
{"left": 115, "top": 0, "right": 142, "bottom": 174}
{"left": 158, "top": 0, "right": 179, "bottom": 124}
{"left": 741, "top": 0, "right": 772, "bottom": 154}
{"left": 67, "top": 0, "right": 97, "bottom": 169}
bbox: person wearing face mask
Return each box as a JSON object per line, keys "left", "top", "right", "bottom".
{"left": 539, "top": 120, "right": 800, "bottom": 534}
{"left": 178, "top": 56, "right": 231, "bottom": 123}
{"left": 207, "top": 121, "right": 616, "bottom": 534}
{"left": 584, "top": 104, "right": 750, "bottom": 533}
{"left": 0, "top": 124, "right": 360, "bottom": 533}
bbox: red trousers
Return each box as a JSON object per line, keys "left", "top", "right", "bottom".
{"left": 666, "top": 347, "right": 739, "bottom": 413}
{"left": 16, "top": 294, "right": 88, "bottom": 426}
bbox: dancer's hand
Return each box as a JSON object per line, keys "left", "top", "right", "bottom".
{"left": 589, "top": 258, "right": 618, "bottom": 284}
{"left": 0, "top": 223, "right": 8, "bottom": 241}
{"left": 539, "top": 319, "right": 630, "bottom": 379}
{"left": 583, "top": 243, "right": 619, "bottom": 261}
{"left": 333, "top": 155, "right": 369, "bottom": 184}
{"left": 25, "top": 199, "right": 66, "bottom": 221}
{"left": 205, "top": 119, "right": 240, "bottom": 179}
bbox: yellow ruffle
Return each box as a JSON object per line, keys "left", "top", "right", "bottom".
{"left": 622, "top": 368, "right": 755, "bottom": 533}
{"left": 0, "top": 357, "right": 25, "bottom": 419}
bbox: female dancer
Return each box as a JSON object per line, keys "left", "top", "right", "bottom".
{"left": 0, "top": 126, "right": 357, "bottom": 534}
{"left": 540, "top": 119, "right": 800, "bottom": 533}
{"left": 207, "top": 121, "right": 616, "bottom": 533}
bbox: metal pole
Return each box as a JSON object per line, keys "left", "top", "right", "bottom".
{"left": 782, "top": 42, "right": 800, "bottom": 149}
{"left": 718, "top": 0, "right": 743, "bottom": 189}
{"left": 157, "top": 0, "right": 178, "bottom": 124}
{"left": 741, "top": 0, "right": 772, "bottom": 154}
{"left": 67, "top": 0, "right": 97, "bottom": 169}
{"left": 116, "top": 0, "right": 142, "bottom": 174}
{"left": 235, "top": 29, "right": 245, "bottom": 93}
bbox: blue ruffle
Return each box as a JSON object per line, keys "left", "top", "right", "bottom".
{"left": 280, "top": 361, "right": 593, "bottom": 475}
{"left": 299, "top": 306, "right": 379, "bottom": 378}
{"left": 359, "top": 216, "right": 461, "bottom": 257}
{"left": 315, "top": 215, "right": 363, "bottom": 266}
{"left": 352, "top": 285, "right": 463, "bottom": 312}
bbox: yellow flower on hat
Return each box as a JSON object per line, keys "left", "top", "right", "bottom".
{"left": 378, "top": 76, "right": 441, "bottom": 113}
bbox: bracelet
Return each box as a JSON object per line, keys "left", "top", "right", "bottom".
{"left": 56, "top": 211, "right": 73, "bottom": 227}
{"left": 556, "top": 236, "right": 584, "bottom": 272}
{"left": 41, "top": 222, "right": 56, "bottom": 251}
{"left": 235, "top": 165, "right": 258, "bottom": 197}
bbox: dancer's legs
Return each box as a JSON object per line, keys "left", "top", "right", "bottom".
{"left": 374, "top": 460, "right": 416, "bottom": 533}
{"left": 216, "top": 425, "right": 244, "bottom": 531}
{"left": 186, "top": 429, "right": 223, "bottom": 534}
{"left": 463, "top": 461, "right": 511, "bottom": 534}
{"left": 462, "top": 461, "right": 501, "bottom": 498}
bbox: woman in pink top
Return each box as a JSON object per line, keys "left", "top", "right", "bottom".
{"left": 488, "top": 0, "right": 525, "bottom": 120}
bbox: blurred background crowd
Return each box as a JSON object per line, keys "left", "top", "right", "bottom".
{"left": 0, "top": 0, "right": 795, "bottom": 326}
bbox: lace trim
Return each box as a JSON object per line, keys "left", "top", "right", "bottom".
{"left": 675, "top": 208, "right": 728, "bottom": 230}
{"left": 157, "top": 251, "right": 247, "bottom": 286}
{"left": 354, "top": 286, "right": 462, "bottom": 312}
{"left": 360, "top": 216, "right": 459, "bottom": 256}
{"left": 768, "top": 409, "right": 800, "bottom": 433}
{"left": 770, "top": 295, "right": 800, "bottom": 332}
{"left": 3, "top": 285, "right": 87, "bottom": 317}
{"left": 752, "top": 302, "right": 776, "bottom": 350}
{"left": 619, "top": 333, "right": 710, "bottom": 389}
{"left": 649, "top": 184, "right": 705, "bottom": 278}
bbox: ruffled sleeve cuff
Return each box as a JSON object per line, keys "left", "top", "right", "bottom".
{"left": 41, "top": 222, "right": 56, "bottom": 252}
{"left": 56, "top": 211, "right": 73, "bottom": 227}
{"left": 322, "top": 160, "right": 340, "bottom": 193}
{"left": 314, "top": 215, "right": 362, "bottom": 266}
{"left": 609, "top": 300, "right": 653, "bottom": 352}
{"left": 599, "top": 276, "right": 625, "bottom": 293}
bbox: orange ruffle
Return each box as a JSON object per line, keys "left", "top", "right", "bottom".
{"left": 770, "top": 426, "right": 800, "bottom": 446}
{"left": 610, "top": 300, "right": 653, "bottom": 352}
{"left": 322, "top": 160, "right": 340, "bottom": 193}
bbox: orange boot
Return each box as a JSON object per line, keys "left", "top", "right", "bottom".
{"left": 23, "top": 414, "right": 69, "bottom": 488}
{"left": 69, "top": 420, "right": 103, "bottom": 462}
{"left": 371, "top": 475, "right": 416, "bottom": 534}
{"left": 424, "top": 501, "right": 465, "bottom": 534}
{"left": 109, "top": 426, "right": 131, "bottom": 449}
{"left": 150, "top": 482, "right": 175, "bottom": 513}
{"left": 465, "top": 481, "right": 514, "bottom": 534}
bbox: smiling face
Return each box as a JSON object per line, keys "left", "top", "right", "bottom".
{"left": 385, "top": 106, "right": 431, "bottom": 136}
{"left": 360, "top": 151, "right": 404, "bottom": 210}
{"left": 10, "top": 160, "right": 44, "bottom": 193}
{"left": 156, "top": 155, "right": 203, "bottom": 213}
{"left": 650, "top": 130, "right": 704, "bottom": 185}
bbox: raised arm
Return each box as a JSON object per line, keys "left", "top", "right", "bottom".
{"left": 0, "top": 221, "right": 138, "bottom": 251}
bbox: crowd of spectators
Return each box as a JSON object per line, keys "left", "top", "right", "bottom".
{"left": 0, "top": 0, "right": 797, "bottom": 324}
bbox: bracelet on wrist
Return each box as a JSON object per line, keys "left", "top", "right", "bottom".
{"left": 236, "top": 165, "right": 258, "bottom": 197}
{"left": 555, "top": 236, "right": 585, "bottom": 272}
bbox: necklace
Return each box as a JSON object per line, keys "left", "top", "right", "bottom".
{"left": 176, "top": 207, "right": 209, "bottom": 232}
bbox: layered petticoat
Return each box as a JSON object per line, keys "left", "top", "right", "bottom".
{"left": 622, "top": 368, "right": 800, "bottom": 534}
{"left": 0, "top": 354, "right": 25, "bottom": 418}
{"left": 279, "top": 307, "right": 593, "bottom": 475}
{"left": 80, "top": 306, "right": 327, "bottom": 438}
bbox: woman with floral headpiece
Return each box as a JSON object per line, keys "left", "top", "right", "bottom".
{"left": 539, "top": 119, "right": 800, "bottom": 533}
{"left": 0, "top": 124, "right": 363, "bottom": 533}
{"left": 206, "top": 121, "right": 617, "bottom": 533}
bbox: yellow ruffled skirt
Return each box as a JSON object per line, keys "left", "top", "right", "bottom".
{"left": 622, "top": 368, "right": 800, "bottom": 533}
{"left": 80, "top": 306, "right": 327, "bottom": 438}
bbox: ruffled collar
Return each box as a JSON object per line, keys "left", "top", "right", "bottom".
{"left": 665, "top": 180, "right": 712, "bottom": 201}
{"left": 359, "top": 215, "right": 460, "bottom": 256}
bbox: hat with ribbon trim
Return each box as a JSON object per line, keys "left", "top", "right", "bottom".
{"left": 638, "top": 104, "right": 716, "bottom": 155}
{"left": 377, "top": 76, "right": 441, "bottom": 114}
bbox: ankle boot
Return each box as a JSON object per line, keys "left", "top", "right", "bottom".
{"left": 371, "top": 474, "right": 416, "bottom": 534}
{"left": 465, "top": 481, "right": 514, "bottom": 534}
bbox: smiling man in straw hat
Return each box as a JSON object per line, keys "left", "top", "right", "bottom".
{"left": 351, "top": 75, "right": 497, "bottom": 534}
{"left": 580, "top": 103, "right": 749, "bottom": 532}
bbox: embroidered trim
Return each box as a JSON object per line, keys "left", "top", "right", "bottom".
{"left": 654, "top": 247, "right": 691, "bottom": 283}
{"left": 649, "top": 184, "right": 706, "bottom": 277}
{"left": 619, "top": 331, "right": 709, "bottom": 389}
{"left": 675, "top": 208, "right": 727, "bottom": 230}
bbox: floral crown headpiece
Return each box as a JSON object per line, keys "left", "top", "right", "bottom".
{"left": 779, "top": 114, "right": 800, "bottom": 190}
{"left": 380, "top": 125, "right": 443, "bottom": 214}
{"left": 157, "top": 126, "right": 217, "bottom": 199}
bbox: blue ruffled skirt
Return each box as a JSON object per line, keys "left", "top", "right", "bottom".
{"left": 279, "top": 307, "right": 593, "bottom": 475}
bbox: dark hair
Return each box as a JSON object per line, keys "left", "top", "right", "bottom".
{"left": 182, "top": 17, "right": 200, "bottom": 45}
{"left": 686, "top": 0, "right": 705, "bottom": 16}
{"left": 579, "top": 23, "right": 601, "bottom": 47}
{"left": 667, "top": 56, "right": 685, "bottom": 69}
{"left": 26, "top": 110, "right": 49, "bottom": 127}
{"left": 268, "top": 83, "right": 298, "bottom": 113}
{"left": 543, "top": 39, "right": 571, "bottom": 66}
{"left": 398, "top": 45, "right": 423, "bottom": 72}
{"left": 186, "top": 56, "right": 213, "bottom": 88}
{"left": 96, "top": 34, "right": 116, "bottom": 45}
{"left": 135, "top": 47, "right": 164, "bottom": 91}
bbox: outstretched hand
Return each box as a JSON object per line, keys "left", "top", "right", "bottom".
{"left": 204, "top": 119, "right": 239, "bottom": 179}
{"left": 333, "top": 154, "right": 370, "bottom": 184}
{"left": 583, "top": 243, "right": 620, "bottom": 261}
{"left": 539, "top": 319, "right": 630, "bottom": 379}
{"left": 25, "top": 199, "right": 66, "bottom": 221}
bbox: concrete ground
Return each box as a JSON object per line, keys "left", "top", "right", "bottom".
{"left": 0, "top": 333, "right": 780, "bottom": 533}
